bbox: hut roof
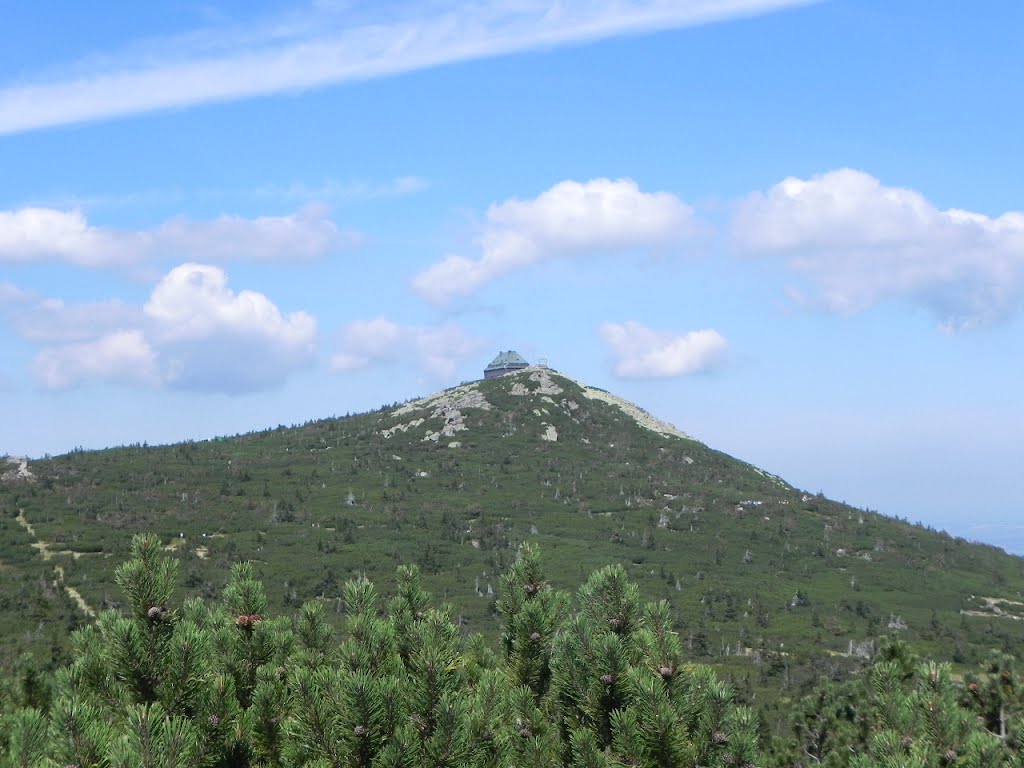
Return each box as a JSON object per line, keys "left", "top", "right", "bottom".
{"left": 485, "top": 350, "right": 529, "bottom": 371}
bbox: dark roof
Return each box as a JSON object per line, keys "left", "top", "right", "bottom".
{"left": 485, "top": 350, "right": 529, "bottom": 371}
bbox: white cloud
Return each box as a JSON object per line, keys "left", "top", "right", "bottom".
{"left": 415, "top": 178, "right": 697, "bottom": 304}
{"left": 0, "top": 208, "right": 117, "bottom": 267}
{"left": 599, "top": 321, "right": 728, "bottom": 378}
{"left": 145, "top": 263, "right": 317, "bottom": 391}
{"left": 329, "top": 353, "right": 372, "bottom": 373}
{"left": 331, "top": 317, "right": 405, "bottom": 371}
{"left": 331, "top": 317, "right": 483, "bottom": 378}
{"left": 33, "top": 331, "right": 159, "bottom": 391}
{"left": 246, "top": 176, "right": 431, "bottom": 203}
{"left": 733, "top": 168, "right": 1024, "bottom": 330}
{"left": 0, "top": 204, "right": 357, "bottom": 268}
{"left": 16, "top": 299, "right": 141, "bottom": 343}
{"left": 31, "top": 263, "right": 316, "bottom": 393}
{"left": 411, "top": 324, "right": 485, "bottom": 379}
{"left": 0, "top": 0, "right": 817, "bottom": 136}
{"left": 25, "top": 175, "right": 428, "bottom": 212}
{"left": 0, "top": 281, "right": 31, "bottom": 305}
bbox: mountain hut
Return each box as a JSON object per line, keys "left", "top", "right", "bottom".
{"left": 484, "top": 350, "right": 529, "bottom": 379}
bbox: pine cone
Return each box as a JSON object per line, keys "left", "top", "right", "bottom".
{"left": 944, "top": 749, "right": 958, "bottom": 763}
{"left": 236, "top": 613, "right": 263, "bottom": 629}
{"left": 608, "top": 617, "right": 622, "bottom": 630}
{"left": 712, "top": 730, "right": 728, "bottom": 744}
{"left": 600, "top": 673, "right": 615, "bottom": 686}
{"left": 659, "top": 664, "right": 674, "bottom": 679}
{"left": 147, "top": 605, "right": 168, "bottom": 622}
{"left": 354, "top": 725, "right": 367, "bottom": 737}
{"left": 530, "top": 631, "right": 542, "bottom": 642}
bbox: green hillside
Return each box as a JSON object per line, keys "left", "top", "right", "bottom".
{"left": 2, "top": 366, "right": 1022, "bottom": 693}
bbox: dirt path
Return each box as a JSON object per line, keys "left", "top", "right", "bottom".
{"left": 15, "top": 509, "right": 35, "bottom": 537}
{"left": 53, "top": 565, "right": 96, "bottom": 618}
{"left": 17, "top": 508, "right": 98, "bottom": 618}
{"left": 961, "top": 596, "right": 1024, "bottom": 621}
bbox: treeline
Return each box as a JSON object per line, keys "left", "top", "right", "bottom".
{"left": 0, "top": 536, "right": 1021, "bottom": 767}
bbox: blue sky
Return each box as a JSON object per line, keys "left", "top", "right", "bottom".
{"left": 2, "top": 0, "right": 1023, "bottom": 553}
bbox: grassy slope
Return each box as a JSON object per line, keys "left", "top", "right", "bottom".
{"left": 2, "top": 369, "right": 1023, "bottom": 700}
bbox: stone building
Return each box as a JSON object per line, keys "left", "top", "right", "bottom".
{"left": 483, "top": 350, "right": 529, "bottom": 379}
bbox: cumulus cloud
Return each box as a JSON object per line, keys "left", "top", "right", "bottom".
{"left": 0, "top": 204, "right": 357, "bottom": 268}
{"left": 599, "top": 321, "right": 728, "bottom": 378}
{"left": 415, "top": 178, "right": 697, "bottom": 304}
{"left": 30, "top": 263, "right": 316, "bottom": 393}
{"left": 33, "top": 331, "right": 159, "bottom": 390}
{"left": 144, "top": 264, "right": 317, "bottom": 391}
{"left": 0, "top": 0, "right": 817, "bottom": 136}
{"left": 733, "top": 168, "right": 1024, "bottom": 330}
{"left": 331, "top": 317, "right": 483, "bottom": 379}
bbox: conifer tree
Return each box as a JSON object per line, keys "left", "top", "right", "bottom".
{"left": 776, "top": 636, "right": 1024, "bottom": 768}
{"left": 1, "top": 707, "right": 55, "bottom": 768}
{"left": 496, "top": 542, "right": 570, "bottom": 699}
{"left": 0, "top": 536, "right": 771, "bottom": 768}
{"left": 964, "top": 651, "right": 1024, "bottom": 743}
{"left": 548, "top": 561, "right": 762, "bottom": 767}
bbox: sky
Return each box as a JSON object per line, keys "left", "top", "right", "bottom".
{"left": 2, "top": 0, "right": 1023, "bottom": 554}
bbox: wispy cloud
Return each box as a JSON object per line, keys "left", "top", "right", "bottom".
{"left": 21, "top": 175, "right": 429, "bottom": 213}
{"left": 0, "top": 0, "right": 817, "bottom": 135}
{"left": 16, "top": 298, "right": 141, "bottom": 343}
{"left": 331, "top": 316, "right": 484, "bottom": 378}
{"left": 245, "top": 176, "right": 431, "bottom": 203}
{"left": 0, "top": 281, "right": 32, "bottom": 305}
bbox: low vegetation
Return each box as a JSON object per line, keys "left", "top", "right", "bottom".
{"left": 2, "top": 537, "right": 1023, "bottom": 767}
{"left": 1, "top": 368, "right": 1023, "bottom": 758}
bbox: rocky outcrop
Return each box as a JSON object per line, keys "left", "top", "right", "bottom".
{"left": 2, "top": 456, "right": 34, "bottom": 482}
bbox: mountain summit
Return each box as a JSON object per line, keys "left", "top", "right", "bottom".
{"left": 1, "top": 367, "right": 1022, "bottom": 680}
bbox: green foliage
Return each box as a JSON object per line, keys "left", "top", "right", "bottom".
{"left": 497, "top": 542, "right": 570, "bottom": 697}
{"left": 3, "top": 369, "right": 1023, "bottom": 693}
{"left": 4, "top": 534, "right": 1024, "bottom": 767}
{"left": 0, "top": 538, "right": 766, "bottom": 767}
{"left": 3, "top": 368, "right": 1024, "bottom": 745}
{"left": 773, "top": 637, "right": 1024, "bottom": 767}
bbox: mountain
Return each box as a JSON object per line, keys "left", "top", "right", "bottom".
{"left": 2, "top": 366, "right": 1023, "bottom": 690}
